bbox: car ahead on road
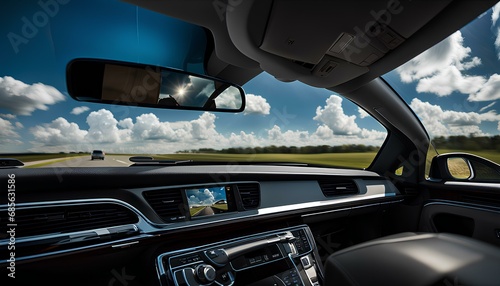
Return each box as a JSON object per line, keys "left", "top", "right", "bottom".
{"left": 90, "top": 150, "right": 105, "bottom": 160}
{"left": 2, "top": 1, "right": 500, "bottom": 285}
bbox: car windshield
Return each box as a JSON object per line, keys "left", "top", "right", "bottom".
{"left": 1, "top": 0, "right": 387, "bottom": 169}
{"left": 384, "top": 3, "right": 500, "bottom": 167}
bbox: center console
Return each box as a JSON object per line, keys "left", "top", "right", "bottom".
{"left": 156, "top": 225, "right": 323, "bottom": 286}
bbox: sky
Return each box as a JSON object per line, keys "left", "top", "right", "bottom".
{"left": 186, "top": 187, "right": 226, "bottom": 207}
{"left": 1, "top": 1, "right": 499, "bottom": 154}
{"left": 385, "top": 2, "right": 500, "bottom": 138}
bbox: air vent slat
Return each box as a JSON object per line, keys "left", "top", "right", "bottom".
{"left": 319, "top": 179, "right": 358, "bottom": 197}
{"left": 143, "top": 189, "right": 185, "bottom": 222}
{"left": 0, "top": 204, "right": 138, "bottom": 239}
{"left": 238, "top": 183, "right": 260, "bottom": 210}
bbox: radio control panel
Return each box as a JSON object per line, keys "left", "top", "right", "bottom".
{"left": 157, "top": 226, "right": 323, "bottom": 286}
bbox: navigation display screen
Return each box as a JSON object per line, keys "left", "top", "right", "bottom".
{"left": 185, "top": 185, "right": 234, "bottom": 218}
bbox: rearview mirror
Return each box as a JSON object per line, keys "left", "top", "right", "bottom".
{"left": 66, "top": 59, "right": 245, "bottom": 112}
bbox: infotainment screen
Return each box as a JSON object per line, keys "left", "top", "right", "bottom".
{"left": 185, "top": 185, "right": 235, "bottom": 218}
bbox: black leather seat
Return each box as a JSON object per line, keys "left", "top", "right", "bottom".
{"left": 324, "top": 232, "right": 500, "bottom": 286}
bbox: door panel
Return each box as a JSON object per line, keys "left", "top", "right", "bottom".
{"left": 418, "top": 179, "right": 500, "bottom": 247}
{"left": 419, "top": 201, "right": 500, "bottom": 247}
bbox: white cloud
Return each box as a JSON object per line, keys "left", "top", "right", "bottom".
{"left": 228, "top": 131, "right": 259, "bottom": 147}
{"left": 0, "top": 118, "right": 21, "bottom": 144}
{"left": 85, "top": 109, "right": 130, "bottom": 143}
{"left": 314, "top": 125, "right": 334, "bottom": 139}
{"left": 495, "top": 27, "right": 500, "bottom": 54}
{"left": 132, "top": 113, "right": 178, "bottom": 141}
{"left": 266, "top": 125, "right": 309, "bottom": 145}
{"left": 415, "top": 66, "right": 485, "bottom": 96}
{"left": 188, "top": 189, "right": 216, "bottom": 206}
{"left": 410, "top": 98, "right": 500, "bottom": 136}
{"left": 313, "top": 95, "right": 361, "bottom": 135}
{"left": 191, "top": 112, "right": 218, "bottom": 139}
{"left": 492, "top": 2, "right": 500, "bottom": 26}
{"left": 118, "top": 118, "right": 134, "bottom": 130}
{"left": 27, "top": 100, "right": 387, "bottom": 153}
{"left": 0, "top": 113, "right": 16, "bottom": 119}
{"left": 468, "top": 73, "right": 500, "bottom": 101}
{"left": 358, "top": 107, "right": 369, "bottom": 119}
{"left": 214, "top": 87, "right": 243, "bottom": 110}
{"left": 490, "top": 3, "right": 500, "bottom": 61}
{"left": 30, "top": 117, "right": 87, "bottom": 146}
{"left": 396, "top": 31, "right": 484, "bottom": 96}
{"left": 243, "top": 94, "right": 271, "bottom": 115}
{"left": 479, "top": 102, "right": 496, "bottom": 112}
{"left": 0, "top": 76, "right": 65, "bottom": 115}
{"left": 70, "top": 106, "right": 90, "bottom": 115}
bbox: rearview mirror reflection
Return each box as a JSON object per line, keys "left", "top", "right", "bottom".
{"left": 67, "top": 59, "right": 245, "bottom": 112}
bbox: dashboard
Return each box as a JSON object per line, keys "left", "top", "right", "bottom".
{"left": 0, "top": 165, "right": 402, "bottom": 285}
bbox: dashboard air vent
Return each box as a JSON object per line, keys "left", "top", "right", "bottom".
{"left": 318, "top": 179, "right": 358, "bottom": 197}
{"left": 238, "top": 183, "right": 260, "bottom": 209}
{"left": 143, "top": 189, "right": 185, "bottom": 222}
{"left": 0, "top": 203, "right": 138, "bottom": 239}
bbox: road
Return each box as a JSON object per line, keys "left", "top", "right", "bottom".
{"left": 193, "top": 206, "right": 215, "bottom": 217}
{"left": 26, "top": 155, "right": 133, "bottom": 168}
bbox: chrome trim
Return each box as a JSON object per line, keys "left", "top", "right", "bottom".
{"left": 380, "top": 199, "right": 404, "bottom": 205}
{"left": 112, "top": 241, "right": 139, "bottom": 248}
{"left": 301, "top": 207, "right": 350, "bottom": 218}
{"left": 259, "top": 193, "right": 395, "bottom": 215}
{"left": 444, "top": 181, "right": 500, "bottom": 188}
{"left": 351, "top": 202, "right": 381, "bottom": 209}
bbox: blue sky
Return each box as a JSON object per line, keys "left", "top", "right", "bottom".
{"left": 186, "top": 186, "right": 226, "bottom": 207}
{"left": 385, "top": 5, "right": 500, "bottom": 138}
{"left": 2, "top": 0, "right": 499, "bottom": 154}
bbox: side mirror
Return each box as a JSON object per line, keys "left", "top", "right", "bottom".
{"left": 429, "top": 153, "right": 500, "bottom": 182}
{"left": 66, "top": 59, "right": 246, "bottom": 112}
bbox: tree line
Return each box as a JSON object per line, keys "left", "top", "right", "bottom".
{"left": 432, "top": 135, "right": 500, "bottom": 151}
{"left": 178, "top": 135, "right": 500, "bottom": 154}
{"left": 177, "top": 144, "right": 380, "bottom": 154}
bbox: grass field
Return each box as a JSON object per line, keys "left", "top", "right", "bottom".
{"left": 211, "top": 204, "right": 228, "bottom": 211}
{"left": 1, "top": 153, "right": 86, "bottom": 162}
{"left": 189, "top": 206, "right": 205, "bottom": 216}
{"left": 153, "top": 152, "right": 378, "bottom": 168}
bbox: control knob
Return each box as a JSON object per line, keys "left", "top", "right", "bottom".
{"left": 195, "top": 264, "right": 216, "bottom": 284}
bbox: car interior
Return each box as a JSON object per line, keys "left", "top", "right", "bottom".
{"left": 2, "top": 0, "right": 500, "bottom": 285}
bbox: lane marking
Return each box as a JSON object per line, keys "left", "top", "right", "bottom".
{"left": 114, "top": 159, "right": 130, "bottom": 165}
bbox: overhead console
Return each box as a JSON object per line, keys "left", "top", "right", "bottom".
{"left": 225, "top": 0, "right": 495, "bottom": 89}
{"left": 157, "top": 225, "right": 323, "bottom": 286}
